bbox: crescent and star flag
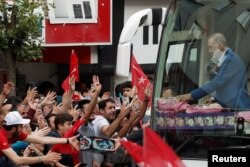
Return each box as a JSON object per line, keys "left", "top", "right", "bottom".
{"left": 61, "top": 49, "right": 79, "bottom": 92}
{"left": 130, "top": 55, "right": 152, "bottom": 101}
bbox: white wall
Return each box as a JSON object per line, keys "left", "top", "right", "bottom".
{"left": 124, "top": 0, "right": 168, "bottom": 64}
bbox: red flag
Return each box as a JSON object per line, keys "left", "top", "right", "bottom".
{"left": 61, "top": 76, "right": 70, "bottom": 92}
{"left": 130, "top": 55, "right": 152, "bottom": 101}
{"left": 61, "top": 50, "right": 79, "bottom": 92}
{"left": 144, "top": 127, "right": 186, "bottom": 167}
{"left": 121, "top": 140, "right": 144, "bottom": 165}
{"left": 69, "top": 50, "right": 79, "bottom": 82}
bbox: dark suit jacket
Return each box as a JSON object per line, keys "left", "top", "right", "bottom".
{"left": 191, "top": 48, "right": 250, "bottom": 109}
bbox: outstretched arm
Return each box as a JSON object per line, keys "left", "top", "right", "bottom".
{"left": 61, "top": 76, "right": 75, "bottom": 112}
{"left": 2, "top": 147, "right": 61, "bottom": 166}
{"left": 101, "top": 105, "right": 131, "bottom": 138}
{"left": 25, "top": 134, "right": 80, "bottom": 151}
{"left": 118, "top": 108, "right": 140, "bottom": 137}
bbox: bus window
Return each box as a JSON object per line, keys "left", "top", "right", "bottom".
{"left": 152, "top": 0, "right": 250, "bottom": 161}
{"left": 165, "top": 41, "right": 200, "bottom": 96}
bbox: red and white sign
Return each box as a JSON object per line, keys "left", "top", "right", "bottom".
{"left": 44, "top": 0, "right": 112, "bottom": 46}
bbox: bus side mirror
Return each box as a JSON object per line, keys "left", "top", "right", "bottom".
{"left": 116, "top": 43, "right": 132, "bottom": 77}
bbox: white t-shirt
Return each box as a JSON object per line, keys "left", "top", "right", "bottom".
{"left": 92, "top": 115, "right": 110, "bottom": 164}
{"left": 92, "top": 115, "right": 110, "bottom": 138}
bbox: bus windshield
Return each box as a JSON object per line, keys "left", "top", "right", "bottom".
{"left": 152, "top": 0, "right": 250, "bottom": 159}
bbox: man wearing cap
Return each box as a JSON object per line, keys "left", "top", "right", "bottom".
{"left": 0, "top": 111, "right": 79, "bottom": 166}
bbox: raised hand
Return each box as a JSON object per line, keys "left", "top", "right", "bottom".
{"left": 26, "top": 87, "right": 38, "bottom": 101}
{"left": 69, "top": 105, "right": 80, "bottom": 121}
{"left": 28, "top": 99, "right": 38, "bottom": 110}
{"left": 92, "top": 75, "right": 102, "bottom": 93}
{"left": 2, "top": 82, "right": 15, "bottom": 96}
{"left": 43, "top": 151, "right": 62, "bottom": 164}
{"left": 73, "top": 91, "right": 84, "bottom": 100}
{"left": 129, "top": 108, "right": 141, "bottom": 122}
{"left": 127, "top": 96, "right": 140, "bottom": 109}
{"left": 61, "top": 90, "right": 73, "bottom": 112}
{"left": 144, "top": 83, "right": 153, "bottom": 99}
{"left": 33, "top": 127, "right": 51, "bottom": 137}
{"left": 68, "top": 134, "right": 80, "bottom": 151}
{"left": 41, "top": 91, "right": 57, "bottom": 106}
{"left": 101, "top": 91, "right": 111, "bottom": 100}
{"left": 119, "top": 104, "right": 132, "bottom": 118}
{"left": 22, "top": 145, "right": 33, "bottom": 157}
{"left": 52, "top": 103, "right": 63, "bottom": 113}
{"left": 69, "top": 76, "right": 76, "bottom": 92}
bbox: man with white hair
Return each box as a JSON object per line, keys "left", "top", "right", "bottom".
{"left": 177, "top": 33, "right": 250, "bottom": 109}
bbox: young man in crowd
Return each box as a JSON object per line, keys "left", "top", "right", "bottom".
{"left": 121, "top": 81, "right": 132, "bottom": 98}
{"left": 45, "top": 112, "right": 75, "bottom": 166}
{"left": 0, "top": 111, "right": 79, "bottom": 166}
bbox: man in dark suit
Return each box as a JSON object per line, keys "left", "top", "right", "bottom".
{"left": 177, "top": 33, "right": 250, "bottom": 109}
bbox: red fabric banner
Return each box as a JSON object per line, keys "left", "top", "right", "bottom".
{"left": 144, "top": 127, "right": 186, "bottom": 167}
{"left": 130, "top": 55, "right": 151, "bottom": 101}
{"left": 61, "top": 49, "right": 79, "bottom": 91}
{"left": 121, "top": 140, "right": 143, "bottom": 164}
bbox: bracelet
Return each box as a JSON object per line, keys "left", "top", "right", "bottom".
{"left": 66, "top": 138, "right": 69, "bottom": 144}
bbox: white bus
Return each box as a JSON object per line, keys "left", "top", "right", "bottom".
{"left": 116, "top": 0, "right": 250, "bottom": 166}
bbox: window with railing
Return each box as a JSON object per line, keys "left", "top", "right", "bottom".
{"left": 47, "top": 0, "right": 98, "bottom": 24}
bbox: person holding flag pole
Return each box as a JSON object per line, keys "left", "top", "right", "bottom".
{"left": 130, "top": 55, "right": 153, "bottom": 129}
{"left": 61, "top": 49, "right": 79, "bottom": 92}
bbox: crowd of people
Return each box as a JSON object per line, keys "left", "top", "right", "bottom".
{"left": 1, "top": 32, "right": 248, "bottom": 167}
{"left": 0, "top": 75, "right": 152, "bottom": 167}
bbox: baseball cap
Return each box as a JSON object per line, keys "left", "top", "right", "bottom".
{"left": 73, "top": 98, "right": 91, "bottom": 110}
{"left": 4, "top": 111, "right": 30, "bottom": 125}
